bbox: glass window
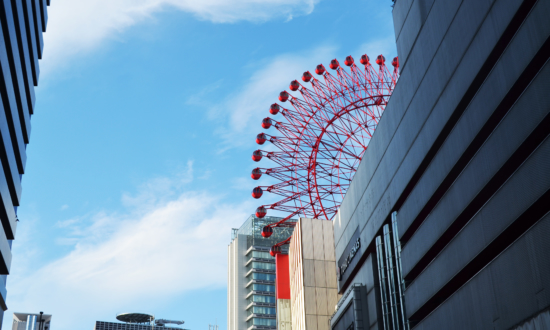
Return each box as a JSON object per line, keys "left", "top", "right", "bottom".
{"left": 248, "top": 306, "right": 276, "bottom": 315}
{"left": 248, "top": 295, "right": 276, "bottom": 304}
{"left": 248, "top": 262, "right": 276, "bottom": 271}
{"left": 248, "top": 273, "right": 276, "bottom": 281}
{"left": 247, "top": 318, "right": 277, "bottom": 327}
{"left": 251, "top": 251, "right": 273, "bottom": 259}
{"left": 252, "top": 284, "right": 275, "bottom": 292}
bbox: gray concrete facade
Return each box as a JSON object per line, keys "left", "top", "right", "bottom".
{"left": 332, "top": 0, "right": 550, "bottom": 329}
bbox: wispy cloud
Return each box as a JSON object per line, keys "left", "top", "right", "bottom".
{"left": 6, "top": 170, "right": 253, "bottom": 329}
{"left": 42, "top": 0, "right": 320, "bottom": 73}
{"left": 207, "top": 45, "right": 337, "bottom": 152}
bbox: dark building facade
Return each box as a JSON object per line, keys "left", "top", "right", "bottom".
{"left": 0, "top": 0, "right": 50, "bottom": 326}
{"left": 331, "top": 0, "right": 550, "bottom": 329}
{"left": 94, "top": 321, "right": 170, "bottom": 330}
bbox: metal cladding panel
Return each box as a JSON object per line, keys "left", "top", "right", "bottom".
{"left": 0, "top": 162, "right": 15, "bottom": 240}
{"left": 0, "top": 225, "right": 10, "bottom": 273}
{"left": 0, "top": 22, "right": 27, "bottom": 175}
{"left": 323, "top": 221, "right": 335, "bottom": 262}
{"left": 30, "top": 0, "right": 42, "bottom": 59}
{"left": 0, "top": 98, "right": 22, "bottom": 207}
{"left": 413, "top": 213, "right": 550, "bottom": 330}
{"left": 401, "top": 0, "right": 550, "bottom": 279}
{"left": 406, "top": 130, "right": 550, "bottom": 317}
{"left": 392, "top": 0, "right": 414, "bottom": 43}
{"left": 315, "top": 287, "right": 328, "bottom": 316}
{"left": 395, "top": 0, "right": 524, "bottom": 240}
{"left": 0, "top": 0, "right": 31, "bottom": 144}
{"left": 276, "top": 254, "right": 291, "bottom": 299}
{"left": 312, "top": 220, "right": 325, "bottom": 261}
{"left": 304, "top": 286, "right": 316, "bottom": 315}
{"left": 39, "top": 0, "right": 46, "bottom": 32}
{"left": 305, "top": 314, "right": 317, "bottom": 329}
{"left": 302, "top": 218, "right": 314, "bottom": 260}
{"left": 11, "top": 0, "right": 36, "bottom": 114}
{"left": 325, "top": 261, "right": 337, "bottom": 289}
{"left": 334, "top": 0, "right": 522, "bottom": 271}
{"left": 303, "top": 259, "right": 315, "bottom": 287}
{"left": 326, "top": 285, "right": 338, "bottom": 310}
{"left": 318, "top": 315, "right": 329, "bottom": 330}
{"left": 21, "top": 0, "right": 38, "bottom": 86}
{"left": 314, "top": 260, "right": 326, "bottom": 288}
{"left": 395, "top": 0, "right": 437, "bottom": 72}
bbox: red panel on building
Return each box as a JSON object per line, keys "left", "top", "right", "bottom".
{"left": 275, "top": 254, "right": 290, "bottom": 299}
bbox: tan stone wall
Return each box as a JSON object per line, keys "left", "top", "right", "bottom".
{"left": 289, "top": 218, "right": 340, "bottom": 330}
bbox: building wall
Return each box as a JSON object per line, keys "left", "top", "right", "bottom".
{"left": 0, "top": 0, "right": 50, "bottom": 322}
{"left": 332, "top": 0, "right": 550, "bottom": 329}
{"left": 289, "top": 218, "right": 339, "bottom": 330}
{"left": 228, "top": 216, "right": 295, "bottom": 330}
{"left": 227, "top": 235, "right": 247, "bottom": 330}
{"left": 94, "top": 321, "right": 169, "bottom": 330}
{"left": 277, "top": 300, "right": 291, "bottom": 330}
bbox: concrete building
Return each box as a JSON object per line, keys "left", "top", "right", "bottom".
{"left": 288, "top": 218, "right": 339, "bottom": 330}
{"left": 228, "top": 215, "right": 295, "bottom": 330}
{"left": 0, "top": 0, "right": 50, "bottom": 325}
{"left": 331, "top": 0, "right": 550, "bottom": 329}
{"left": 12, "top": 312, "right": 51, "bottom": 330}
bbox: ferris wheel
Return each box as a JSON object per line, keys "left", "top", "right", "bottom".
{"left": 250, "top": 54, "right": 399, "bottom": 254}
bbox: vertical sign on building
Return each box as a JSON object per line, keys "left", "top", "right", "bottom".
{"left": 276, "top": 254, "right": 292, "bottom": 330}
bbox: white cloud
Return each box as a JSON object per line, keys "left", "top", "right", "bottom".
{"left": 5, "top": 172, "right": 253, "bottom": 329}
{"left": 41, "top": 0, "right": 319, "bottom": 73}
{"left": 209, "top": 45, "right": 337, "bottom": 151}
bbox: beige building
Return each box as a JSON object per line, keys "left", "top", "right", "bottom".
{"left": 289, "top": 218, "right": 340, "bottom": 330}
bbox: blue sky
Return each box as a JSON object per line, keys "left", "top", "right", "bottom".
{"left": 3, "top": 0, "right": 397, "bottom": 329}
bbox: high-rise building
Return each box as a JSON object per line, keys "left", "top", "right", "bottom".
{"left": 330, "top": 0, "right": 550, "bottom": 329}
{"left": 227, "top": 215, "right": 295, "bottom": 330}
{"left": 0, "top": 0, "right": 50, "bottom": 325}
{"left": 12, "top": 312, "right": 51, "bottom": 330}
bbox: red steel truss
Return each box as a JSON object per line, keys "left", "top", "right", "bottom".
{"left": 250, "top": 54, "right": 399, "bottom": 254}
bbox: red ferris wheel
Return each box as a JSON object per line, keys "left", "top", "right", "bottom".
{"left": 250, "top": 54, "right": 399, "bottom": 254}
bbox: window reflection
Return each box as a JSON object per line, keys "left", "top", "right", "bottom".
{"left": 251, "top": 251, "right": 273, "bottom": 259}
{"left": 251, "top": 284, "right": 275, "bottom": 292}
{"left": 248, "top": 295, "right": 276, "bottom": 304}
{"left": 247, "top": 262, "right": 276, "bottom": 271}
{"left": 248, "top": 273, "right": 276, "bottom": 281}
{"left": 247, "top": 318, "right": 277, "bottom": 327}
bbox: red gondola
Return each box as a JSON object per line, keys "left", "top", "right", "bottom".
{"left": 261, "top": 226, "right": 273, "bottom": 237}
{"left": 255, "top": 206, "right": 267, "bottom": 218}
{"left": 302, "top": 71, "right": 313, "bottom": 82}
{"left": 252, "top": 187, "right": 263, "bottom": 199}
{"left": 270, "top": 103, "right": 280, "bottom": 115}
{"left": 251, "top": 150, "right": 263, "bottom": 162}
{"left": 279, "top": 91, "right": 289, "bottom": 102}
{"left": 251, "top": 168, "right": 262, "bottom": 180}
{"left": 256, "top": 133, "right": 267, "bottom": 145}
